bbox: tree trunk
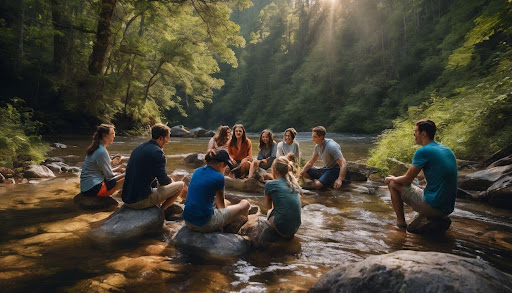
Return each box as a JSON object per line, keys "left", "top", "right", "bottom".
{"left": 51, "top": 0, "right": 71, "bottom": 78}
{"left": 17, "top": 0, "right": 25, "bottom": 73}
{"left": 88, "top": 0, "right": 117, "bottom": 76}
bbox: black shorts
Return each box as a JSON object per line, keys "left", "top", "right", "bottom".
{"left": 82, "top": 179, "right": 116, "bottom": 197}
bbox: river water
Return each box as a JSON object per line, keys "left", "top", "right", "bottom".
{"left": 1, "top": 133, "right": 511, "bottom": 292}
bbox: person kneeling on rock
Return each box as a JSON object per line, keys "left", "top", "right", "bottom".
{"left": 265, "top": 157, "right": 302, "bottom": 239}
{"left": 183, "top": 150, "right": 250, "bottom": 232}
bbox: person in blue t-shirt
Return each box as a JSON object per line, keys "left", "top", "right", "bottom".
{"left": 183, "top": 150, "right": 250, "bottom": 232}
{"left": 385, "top": 119, "right": 458, "bottom": 228}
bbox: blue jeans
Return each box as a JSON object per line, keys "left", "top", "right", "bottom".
{"left": 306, "top": 166, "right": 340, "bottom": 188}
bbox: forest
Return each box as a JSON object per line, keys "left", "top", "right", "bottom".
{"left": 0, "top": 0, "right": 511, "bottom": 171}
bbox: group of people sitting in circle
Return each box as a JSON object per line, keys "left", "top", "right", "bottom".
{"left": 80, "top": 119, "right": 457, "bottom": 237}
{"left": 80, "top": 123, "right": 348, "bottom": 239}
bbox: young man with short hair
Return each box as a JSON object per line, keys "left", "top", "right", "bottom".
{"left": 300, "top": 126, "right": 348, "bottom": 190}
{"left": 122, "top": 123, "right": 187, "bottom": 210}
{"left": 385, "top": 119, "right": 458, "bottom": 228}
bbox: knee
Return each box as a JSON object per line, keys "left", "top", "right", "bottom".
{"left": 240, "top": 199, "right": 250, "bottom": 210}
{"left": 314, "top": 180, "right": 324, "bottom": 189}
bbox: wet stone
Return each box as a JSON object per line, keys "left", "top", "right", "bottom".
{"left": 173, "top": 225, "right": 249, "bottom": 257}
{"left": 23, "top": 165, "right": 55, "bottom": 178}
{"left": 406, "top": 214, "right": 451, "bottom": 234}
{"left": 73, "top": 193, "right": 119, "bottom": 210}
{"left": 239, "top": 216, "right": 282, "bottom": 248}
{"left": 223, "top": 214, "right": 248, "bottom": 234}
{"left": 164, "top": 203, "right": 184, "bottom": 221}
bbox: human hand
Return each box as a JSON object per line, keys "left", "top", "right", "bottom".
{"left": 334, "top": 178, "right": 343, "bottom": 190}
{"left": 384, "top": 176, "right": 396, "bottom": 184}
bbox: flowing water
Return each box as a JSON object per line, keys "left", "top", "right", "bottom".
{"left": 1, "top": 133, "right": 511, "bottom": 292}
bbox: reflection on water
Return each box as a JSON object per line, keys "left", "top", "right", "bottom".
{"left": 0, "top": 134, "right": 511, "bottom": 292}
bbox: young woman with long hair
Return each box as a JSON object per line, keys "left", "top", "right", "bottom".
{"left": 227, "top": 124, "right": 253, "bottom": 178}
{"left": 248, "top": 129, "right": 277, "bottom": 178}
{"left": 80, "top": 124, "right": 125, "bottom": 197}
{"left": 207, "top": 125, "right": 231, "bottom": 152}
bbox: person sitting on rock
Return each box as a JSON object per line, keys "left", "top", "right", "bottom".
{"left": 80, "top": 124, "right": 125, "bottom": 197}
{"left": 121, "top": 123, "right": 187, "bottom": 210}
{"left": 265, "top": 157, "right": 302, "bottom": 238}
{"left": 385, "top": 119, "right": 458, "bottom": 229}
{"left": 277, "top": 127, "right": 300, "bottom": 163}
{"left": 300, "top": 126, "right": 348, "bottom": 190}
{"left": 182, "top": 150, "right": 250, "bottom": 232}
{"left": 248, "top": 129, "right": 277, "bottom": 179}
{"left": 227, "top": 124, "right": 253, "bottom": 178}
{"left": 207, "top": 125, "right": 231, "bottom": 152}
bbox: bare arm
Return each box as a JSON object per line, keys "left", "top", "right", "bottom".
{"left": 385, "top": 165, "right": 422, "bottom": 186}
{"left": 333, "top": 157, "right": 348, "bottom": 189}
{"left": 300, "top": 153, "right": 319, "bottom": 176}
{"left": 215, "top": 189, "right": 226, "bottom": 209}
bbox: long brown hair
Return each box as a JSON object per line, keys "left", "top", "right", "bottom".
{"left": 259, "top": 129, "right": 275, "bottom": 150}
{"left": 272, "top": 156, "right": 300, "bottom": 192}
{"left": 214, "top": 125, "right": 231, "bottom": 147}
{"left": 229, "top": 124, "right": 247, "bottom": 148}
{"left": 86, "top": 124, "right": 114, "bottom": 156}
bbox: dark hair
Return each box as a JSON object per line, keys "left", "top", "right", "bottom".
{"left": 312, "top": 126, "right": 326, "bottom": 137}
{"left": 259, "top": 129, "right": 275, "bottom": 150}
{"left": 416, "top": 119, "right": 436, "bottom": 140}
{"left": 86, "top": 124, "right": 114, "bottom": 156}
{"left": 229, "top": 124, "right": 247, "bottom": 148}
{"left": 284, "top": 128, "right": 297, "bottom": 140}
{"left": 214, "top": 125, "right": 231, "bottom": 147}
{"left": 151, "top": 123, "right": 170, "bottom": 140}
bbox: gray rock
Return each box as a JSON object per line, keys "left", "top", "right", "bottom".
{"left": 173, "top": 225, "right": 249, "bottom": 257}
{"left": 347, "top": 161, "right": 378, "bottom": 182}
{"left": 223, "top": 214, "right": 248, "bottom": 234}
{"left": 487, "top": 155, "right": 512, "bottom": 169}
{"left": 43, "top": 162, "right": 68, "bottom": 173}
{"left": 170, "top": 125, "right": 192, "bottom": 137}
{"left": 51, "top": 142, "right": 67, "bottom": 149}
{"left": 170, "top": 169, "right": 192, "bottom": 185}
{"left": 308, "top": 250, "right": 512, "bottom": 293}
{"left": 248, "top": 205, "right": 261, "bottom": 215}
{"left": 6, "top": 178, "right": 15, "bottom": 184}
{"left": 457, "top": 188, "right": 486, "bottom": 201}
{"left": 239, "top": 216, "right": 282, "bottom": 248}
{"left": 457, "top": 159, "right": 480, "bottom": 170}
{"left": 73, "top": 193, "right": 119, "bottom": 210}
{"left": 458, "top": 165, "right": 512, "bottom": 191}
{"left": 406, "top": 214, "right": 451, "bottom": 234}
{"left": 184, "top": 153, "right": 205, "bottom": 166}
{"left": 487, "top": 176, "right": 512, "bottom": 209}
{"left": 481, "top": 143, "right": 512, "bottom": 167}
{"left": 23, "top": 165, "right": 56, "bottom": 178}
{"left": 189, "top": 127, "right": 215, "bottom": 137}
{"left": 44, "top": 157, "right": 65, "bottom": 163}
{"left": 89, "top": 205, "right": 164, "bottom": 243}
{"left": 224, "top": 177, "right": 265, "bottom": 193}
{"left": 386, "top": 158, "right": 410, "bottom": 176}
{"left": 164, "top": 203, "right": 184, "bottom": 221}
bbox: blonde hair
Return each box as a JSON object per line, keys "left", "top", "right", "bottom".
{"left": 272, "top": 157, "right": 300, "bottom": 193}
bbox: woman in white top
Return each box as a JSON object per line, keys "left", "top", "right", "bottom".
{"left": 207, "top": 125, "right": 231, "bottom": 152}
{"left": 277, "top": 128, "right": 300, "bottom": 163}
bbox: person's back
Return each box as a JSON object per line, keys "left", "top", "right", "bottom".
{"left": 80, "top": 144, "right": 112, "bottom": 192}
{"left": 265, "top": 177, "right": 301, "bottom": 236}
{"left": 413, "top": 141, "right": 457, "bottom": 214}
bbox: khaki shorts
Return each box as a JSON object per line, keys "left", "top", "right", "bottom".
{"left": 125, "top": 181, "right": 184, "bottom": 209}
{"left": 401, "top": 184, "right": 446, "bottom": 218}
{"left": 186, "top": 208, "right": 232, "bottom": 232}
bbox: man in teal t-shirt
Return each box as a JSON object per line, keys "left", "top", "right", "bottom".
{"left": 385, "top": 119, "right": 458, "bottom": 228}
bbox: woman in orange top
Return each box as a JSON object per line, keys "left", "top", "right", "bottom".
{"left": 227, "top": 124, "right": 253, "bottom": 178}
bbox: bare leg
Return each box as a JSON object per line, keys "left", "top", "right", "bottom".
{"left": 313, "top": 179, "right": 324, "bottom": 189}
{"left": 239, "top": 160, "right": 251, "bottom": 178}
{"left": 224, "top": 199, "right": 250, "bottom": 223}
{"left": 248, "top": 161, "right": 259, "bottom": 178}
{"left": 388, "top": 181, "right": 406, "bottom": 226}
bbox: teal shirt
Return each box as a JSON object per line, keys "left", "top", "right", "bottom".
{"left": 412, "top": 142, "right": 458, "bottom": 214}
{"left": 264, "top": 178, "right": 302, "bottom": 236}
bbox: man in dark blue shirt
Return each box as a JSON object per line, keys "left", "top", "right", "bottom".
{"left": 122, "top": 124, "right": 187, "bottom": 210}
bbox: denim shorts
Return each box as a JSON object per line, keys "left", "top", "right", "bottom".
{"left": 306, "top": 166, "right": 340, "bottom": 188}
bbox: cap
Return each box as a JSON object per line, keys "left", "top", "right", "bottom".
{"left": 205, "top": 150, "right": 234, "bottom": 170}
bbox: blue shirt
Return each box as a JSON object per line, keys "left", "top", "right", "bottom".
{"left": 182, "top": 166, "right": 225, "bottom": 226}
{"left": 412, "top": 142, "right": 458, "bottom": 214}
{"left": 121, "top": 140, "right": 172, "bottom": 204}
{"left": 80, "top": 143, "right": 114, "bottom": 192}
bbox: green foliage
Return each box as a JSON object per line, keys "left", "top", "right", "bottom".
{"left": 0, "top": 101, "right": 49, "bottom": 168}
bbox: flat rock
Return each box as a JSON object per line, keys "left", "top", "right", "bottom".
{"left": 487, "top": 176, "right": 512, "bottom": 209}
{"left": 406, "top": 214, "right": 451, "bottom": 234}
{"left": 173, "top": 226, "right": 249, "bottom": 257}
{"left": 73, "top": 193, "right": 119, "bottom": 210}
{"left": 23, "top": 165, "right": 56, "bottom": 178}
{"left": 456, "top": 188, "right": 486, "bottom": 201}
{"left": 458, "top": 165, "right": 512, "bottom": 191}
{"left": 308, "top": 250, "right": 512, "bottom": 292}
{"left": 170, "top": 125, "right": 193, "bottom": 137}
{"left": 184, "top": 153, "right": 205, "bottom": 166}
{"left": 224, "top": 177, "right": 265, "bottom": 193}
{"left": 89, "top": 205, "right": 164, "bottom": 243}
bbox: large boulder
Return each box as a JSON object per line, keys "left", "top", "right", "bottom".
{"left": 347, "top": 161, "right": 378, "bottom": 182}
{"left": 487, "top": 176, "right": 512, "bottom": 209}
{"left": 184, "top": 153, "right": 206, "bottom": 166}
{"left": 386, "top": 158, "right": 410, "bottom": 176}
{"left": 224, "top": 177, "right": 265, "bottom": 193}
{"left": 73, "top": 193, "right": 119, "bottom": 210}
{"left": 189, "top": 127, "right": 215, "bottom": 137}
{"left": 170, "top": 125, "right": 193, "bottom": 137}
{"left": 458, "top": 164, "right": 512, "bottom": 191}
{"left": 23, "top": 165, "right": 56, "bottom": 178}
{"left": 308, "top": 250, "right": 512, "bottom": 293}
{"left": 487, "top": 155, "right": 512, "bottom": 169}
{"left": 172, "top": 226, "right": 249, "bottom": 257}
{"left": 43, "top": 161, "right": 79, "bottom": 174}
{"left": 406, "top": 214, "right": 451, "bottom": 234}
{"left": 239, "top": 215, "right": 282, "bottom": 248}
{"left": 89, "top": 205, "right": 164, "bottom": 243}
